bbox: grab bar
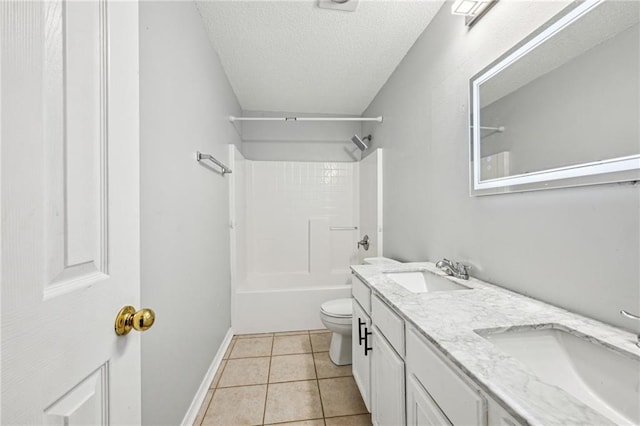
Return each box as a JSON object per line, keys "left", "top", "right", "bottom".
{"left": 330, "top": 226, "right": 358, "bottom": 231}
{"left": 196, "top": 151, "right": 232, "bottom": 176}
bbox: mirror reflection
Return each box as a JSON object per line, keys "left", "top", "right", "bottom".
{"left": 475, "top": 0, "right": 639, "bottom": 185}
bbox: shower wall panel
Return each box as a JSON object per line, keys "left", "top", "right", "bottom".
{"left": 244, "top": 161, "right": 359, "bottom": 289}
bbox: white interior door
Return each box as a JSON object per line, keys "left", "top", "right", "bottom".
{"left": 1, "top": 1, "right": 141, "bottom": 424}
{"left": 358, "top": 149, "right": 383, "bottom": 263}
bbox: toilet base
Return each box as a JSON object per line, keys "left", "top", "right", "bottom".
{"left": 329, "top": 332, "right": 352, "bottom": 365}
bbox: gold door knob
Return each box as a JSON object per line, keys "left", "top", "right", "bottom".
{"left": 115, "top": 306, "right": 156, "bottom": 336}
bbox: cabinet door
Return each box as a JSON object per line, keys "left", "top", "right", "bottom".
{"left": 352, "top": 300, "right": 371, "bottom": 411}
{"left": 407, "top": 374, "right": 452, "bottom": 426}
{"left": 371, "top": 327, "right": 405, "bottom": 426}
{"left": 406, "top": 327, "right": 487, "bottom": 425}
{"left": 487, "top": 397, "right": 523, "bottom": 426}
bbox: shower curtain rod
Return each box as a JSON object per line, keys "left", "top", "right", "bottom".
{"left": 229, "top": 116, "right": 383, "bottom": 123}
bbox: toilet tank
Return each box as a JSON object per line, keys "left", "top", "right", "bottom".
{"left": 363, "top": 257, "right": 400, "bottom": 266}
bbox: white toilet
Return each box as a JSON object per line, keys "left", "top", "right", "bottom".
{"left": 319, "top": 258, "right": 400, "bottom": 366}
{"left": 319, "top": 298, "right": 353, "bottom": 365}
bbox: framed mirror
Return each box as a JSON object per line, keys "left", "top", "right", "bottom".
{"left": 469, "top": 0, "right": 639, "bottom": 195}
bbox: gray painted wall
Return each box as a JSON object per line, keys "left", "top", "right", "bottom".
{"left": 140, "top": 2, "right": 241, "bottom": 424}
{"left": 362, "top": 0, "right": 640, "bottom": 332}
{"left": 241, "top": 111, "right": 363, "bottom": 162}
{"left": 480, "top": 23, "right": 639, "bottom": 176}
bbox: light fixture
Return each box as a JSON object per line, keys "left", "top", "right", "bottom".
{"left": 451, "top": 0, "right": 497, "bottom": 27}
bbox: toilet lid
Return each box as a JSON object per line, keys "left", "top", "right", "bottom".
{"left": 321, "top": 298, "right": 352, "bottom": 317}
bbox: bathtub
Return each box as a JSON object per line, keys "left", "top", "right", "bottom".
{"left": 232, "top": 281, "right": 353, "bottom": 333}
{"left": 231, "top": 258, "right": 400, "bottom": 333}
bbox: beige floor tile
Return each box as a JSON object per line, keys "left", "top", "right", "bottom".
{"left": 318, "top": 377, "right": 367, "bottom": 417}
{"left": 268, "top": 420, "right": 325, "bottom": 426}
{"left": 218, "top": 357, "right": 270, "bottom": 387}
{"left": 325, "top": 414, "right": 372, "bottom": 426}
{"left": 236, "top": 332, "right": 274, "bottom": 339}
{"left": 310, "top": 332, "right": 331, "bottom": 352}
{"left": 203, "top": 385, "right": 267, "bottom": 425}
{"left": 313, "top": 352, "right": 352, "bottom": 379}
{"left": 223, "top": 340, "right": 236, "bottom": 360}
{"left": 193, "top": 389, "right": 214, "bottom": 426}
{"left": 272, "top": 334, "right": 312, "bottom": 355}
{"left": 230, "top": 336, "right": 273, "bottom": 358}
{"left": 269, "top": 354, "right": 316, "bottom": 383}
{"left": 309, "top": 328, "right": 330, "bottom": 334}
{"left": 210, "top": 360, "right": 227, "bottom": 389}
{"left": 274, "top": 330, "right": 309, "bottom": 336}
{"left": 264, "top": 380, "right": 323, "bottom": 424}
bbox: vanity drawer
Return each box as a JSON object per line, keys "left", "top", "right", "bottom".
{"left": 371, "top": 295, "right": 405, "bottom": 357}
{"left": 406, "top": 327, "right": 486, "bottom": 426}
{"left": 352, "top": 276, "right": 371, "bottom": 314}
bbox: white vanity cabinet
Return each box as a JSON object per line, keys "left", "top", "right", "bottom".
{"left": 406, "top": 373, "right": 453, "bottom": 426}
{"left": 371, "top": 325, "right": 405, "bottom": 426}
{"left": 370, "top": 294, "right": 406, "bottom": 426}
{"left": 352, "top": 299, "right": 372, "bottom": 411}
{"left": 487, "top": 396, "right": 522, "bottom": 426}
{"left": 352, "top": 276, "right": 372, "bottom": 411}
{"left": 352, "top": 275, "right": 522, "bottom": 426}
{"left": 352, "top": 277, "right": 406, "bottom": 425}
{"left": 406, "top": 327, "right": 488, "bottom": 426}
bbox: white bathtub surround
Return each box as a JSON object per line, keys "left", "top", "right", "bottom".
{"left": 233, "top": 286, "right": 353, "bottom": 334}
{"left": 351, "top": 262, "right": 640, "bottom": 425}
{"left": 245, "top": 160, "right": 358, "bottom": 287}
{"left": 230, "top": 148, "right": 360, "bottom": 333}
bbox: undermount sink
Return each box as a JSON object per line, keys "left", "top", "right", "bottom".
{"left": 384, "top": 270, "right": 471, "bottom": 293}
{"left": 477, "top": 325, "right": 640, "bottom": 425}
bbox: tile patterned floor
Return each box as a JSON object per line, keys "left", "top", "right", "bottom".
{"left": 194, "top": 329, "right": 372, "bottom": 426}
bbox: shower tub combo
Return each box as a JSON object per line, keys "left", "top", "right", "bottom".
{"left": 229, "top": 146, "right": 364, "bottom": 333}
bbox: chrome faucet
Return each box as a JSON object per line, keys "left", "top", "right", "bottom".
{"left": 435, "top": 258, "right": 469, "bottom": 280}
{"left": 620, "top": 310, "right": 640, "bottom": 348}
{"left": 357, "top": 235, "right": 370, "bottom": 251}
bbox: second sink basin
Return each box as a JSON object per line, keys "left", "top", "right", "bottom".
{"left": 384, "top": 270, "right": 471, "bottom": 293}
{"left": 477, "top": 325, "right": 640, "bottom": 425}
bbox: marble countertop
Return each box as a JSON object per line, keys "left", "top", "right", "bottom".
{"left": 350, "top": 262, "right": 640, "bottom": 426}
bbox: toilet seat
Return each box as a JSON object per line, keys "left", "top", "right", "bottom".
{"left": 320, "top": 298, "right": 352, "bottom": 318}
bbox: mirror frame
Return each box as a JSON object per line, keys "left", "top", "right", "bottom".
{"left": 469, "top": 0, "right": 640, "bottom": 196}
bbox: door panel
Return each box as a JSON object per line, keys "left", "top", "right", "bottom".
{"left": 1, "top": 1, "right": 141, "bottom": 424}
{"left": 44, "top": 364, "right": 109, "bottom": 426}
{"left": 44, "top": 0, "right": 108, "bottom": 297}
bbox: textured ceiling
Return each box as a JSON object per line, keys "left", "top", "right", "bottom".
{"left": 196, "top": 0, "right": 444, "bottom": 115}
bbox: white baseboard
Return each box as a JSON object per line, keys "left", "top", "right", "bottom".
{"left": 181, "top": 327, "right": 234, "bottom": 426}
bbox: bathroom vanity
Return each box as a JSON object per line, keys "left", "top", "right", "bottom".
{"left": 350, "top": 262, "right": 640, "bottom": 426}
